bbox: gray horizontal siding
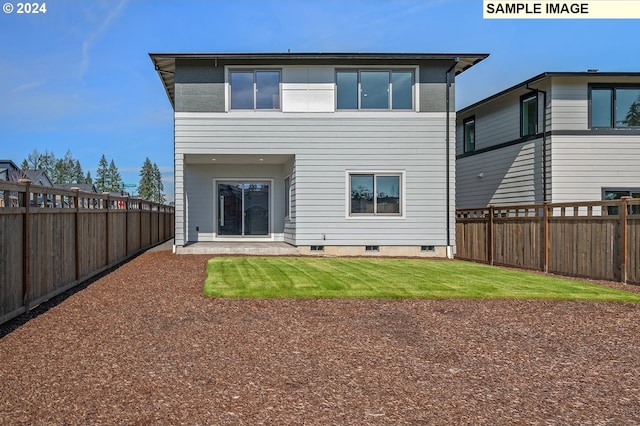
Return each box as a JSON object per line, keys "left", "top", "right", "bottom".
{"left": 456, "top": 139, "right": 544, "bottom": 208}
{"left": 176, "top": 112, "right": 455, "bottom": 246}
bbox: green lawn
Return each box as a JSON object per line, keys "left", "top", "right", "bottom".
{"left": 203, "top": 257, "right": 640, "bottom": 301}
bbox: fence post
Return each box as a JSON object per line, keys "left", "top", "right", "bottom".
{"left": 488, "top": 205, "right": 495, "bottom": 265}
{"left": 18, "top": 179, "right": 31, "bottom": 310}
{"left": 103, "top": 192, "right": 110, "bottom": 266}
{"left": 125, "top": 195, "right": 129, "bottom": 256}
{"left": 544, "top": 201, "right": 550, "bottom": 273}
{"left": 620, "top": 197, "right": 630, "bottom": 283}
{"left": 71, "top": 187, "right": 80, "bottom": 281}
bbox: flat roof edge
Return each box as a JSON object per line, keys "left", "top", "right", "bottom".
{"left": 459, "top": 71, "right": 640, "bottom": 113}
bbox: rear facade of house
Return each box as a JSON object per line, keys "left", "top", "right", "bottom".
{"left": 456, "top": 72, "right": 640, "bottom": 208}
{"left": 151, "top": 53, "right": 487, "bottom": 256}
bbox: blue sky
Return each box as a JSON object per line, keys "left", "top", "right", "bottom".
{"left": 2, "top": 0, "right": 639, "bottom": 202}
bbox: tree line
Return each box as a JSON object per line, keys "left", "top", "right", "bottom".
{"left": 21, "top": 149, "right": 165, "bottom": 203}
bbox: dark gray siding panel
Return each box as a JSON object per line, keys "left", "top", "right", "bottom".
{"left": 175, "top": 59, "right": 225, "bottom": 112}
{"left": 419, "top": 62, "right": 454, "bottom": 112}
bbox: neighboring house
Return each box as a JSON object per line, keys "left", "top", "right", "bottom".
{"left": 456, "top": 72, "right": 640, "bottom": 208}
{"left": 24, "top": 170, "right": 54, "bottom": 187}
{"left": 0, "top": 160, "right": 24, "bottom": 182}
{"left": 56, "top": 183, "right": 98, "bottom": 193}
{"left": 150, "top": 52, "right": 488, "bottom": 256}
{"left": 0, "top": 160, "right": 24, "bottom": 207}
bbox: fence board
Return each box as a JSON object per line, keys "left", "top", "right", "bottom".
{"left": 0, "top": 181, "right": 174, "bottom": 325}
{"left": 0, "top": 212, "right": 24, "bottom": 321}
{"left": 493, "top": 218, "right": 543, "bottom": 270}
{"left": 457, "top": 198, "right": 637, "bottom": 285}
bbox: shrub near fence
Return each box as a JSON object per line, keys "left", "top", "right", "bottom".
{"left": 0, "top": 180, "right": 175, "bottom": 325}
{"left": 456, "top": 197, "right": 639, "bottom": 285}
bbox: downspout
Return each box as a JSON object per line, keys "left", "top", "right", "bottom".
{"left": 526, "top": 84, "right": 548, "bottom": 202}
{"left": 445, "top": 58, "right": 458, "bottom": 259}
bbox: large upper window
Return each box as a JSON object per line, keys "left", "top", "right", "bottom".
{"left": 230, "top": 70, "right": 280, "bottom": 110}
{"left": 521, "top": 94, "right": 538, "bottom": 137}
{"left": 350, "top": 173, "right": 401, "bottom": 216}
{"left": 336, "top": 70, "right": 413, "bottom": 110}
{"left": 591, "top": 85, "right": 640, "bottom": 128}
{"left": 463, "top": 116, "right": 475, "bottom": 153}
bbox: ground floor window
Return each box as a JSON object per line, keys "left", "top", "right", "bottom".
{"left": 349, "top": 172, "right": 402, "bottom": 216}
{"left": 603, "top": 188, "right": 640, "bottom": 215}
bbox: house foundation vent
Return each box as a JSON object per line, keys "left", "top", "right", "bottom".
{"left": 421, "top": 245, "right": 435, "bottom": 252}
{"left": 365, "top": 245, "right": 380, "bottom": 252}
{"left": 310, "top": 245, "right": 324, "bottom": 251}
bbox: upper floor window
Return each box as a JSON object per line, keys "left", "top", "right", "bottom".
{"left": 230, "top": 70, "right": 280, "bottom": 110}
{"left": 590, "top": 85, "right": 640, "bottom": 128}
{"left": 463, "top": 116, "right": 475, "bottom": 153}
{"left": 521, "top": 93, "right": 538, "bottom": 137}
{"left": 336, "top": 70, "right": 413, "bottom": 110}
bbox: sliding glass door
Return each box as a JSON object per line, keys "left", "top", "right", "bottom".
{"left": 217, "top": 182, "right": 269, "bottom": 236}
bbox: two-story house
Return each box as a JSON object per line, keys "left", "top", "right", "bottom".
{"left": 456, "top": 72, "right": 640, "bottom": 208}
{"left": 150, "top": 52, "right": 488, "bottom": 256}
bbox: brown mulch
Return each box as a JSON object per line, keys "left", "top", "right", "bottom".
{"left": 1, "top": 252, "right": 640, "bottom": 425}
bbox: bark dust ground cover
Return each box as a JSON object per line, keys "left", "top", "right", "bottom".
{"left": 1, "top": 250, "right": 640, "bottom": 425}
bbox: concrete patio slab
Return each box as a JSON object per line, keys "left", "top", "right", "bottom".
{"left": 175, "top": 241, "right": 299, "bottom": 256}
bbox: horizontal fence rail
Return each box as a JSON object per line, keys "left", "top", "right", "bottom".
{"left": 456, "top": 197, "right": 639, "bottom": 285}
{"left": 0, "top": 180, "right": 175, "bottom": 325}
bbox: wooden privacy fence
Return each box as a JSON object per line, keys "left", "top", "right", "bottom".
{"left": 0, "top": 180, "right": 175, "bottom": 325}
{"left": 456, "top": 197, "right": 640, "bottom": 285}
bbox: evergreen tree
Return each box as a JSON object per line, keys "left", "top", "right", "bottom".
{"left": 52, "top": 150, "right": 75, "bottom": 184}
{"left": 153, "top": 162, "right": 165, "bottom": 203}
{"left": 73, "top": 160, "right": 84, "bottom": 184}
{"left": 624, "top": 96, "right": 640, "bottom": 126}
{"left": 107, "top": 159, "right": 122, "bottom": 192}
{"left": 40, "top": 150, "right": 56, "bottom": 179}
{"left": 137, "top": 157, "right": 155, "bottom": 201}
{"left": 85, "top": 171, "right": 93, "bottom": 185}
{"left": 95, "top": 155, "right": 109, "bottom": 192}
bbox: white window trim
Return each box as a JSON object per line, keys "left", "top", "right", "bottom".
{"left": 344, "top": 170, "right": 406, "bottom": 220}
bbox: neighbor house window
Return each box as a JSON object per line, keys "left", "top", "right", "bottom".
{"left": 603, "top": 188, "right": 640, "bottom": 215}
{"left": 336, "top": 70, "right": 414, "bottom": 110}
{"left": 350, "top": 173, "right": 401, "bottom": 215}
{"left": 590, "top": 85, "right": 640, "bottom": 128}
{"left": 521, "top": 94, "right": 538, "bottom": 137}
{"left": 463, "top": 116, "right": 475, "bottom": 153}
{"left": 230, "top": 70, "right": 281, "bottom": 110}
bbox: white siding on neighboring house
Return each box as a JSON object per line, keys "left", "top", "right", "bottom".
{"left": 551, "top": 134, "right": 640, "bottom": 201}
{"left": 457, "top": 73, "right": 640, "bottom": 208}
